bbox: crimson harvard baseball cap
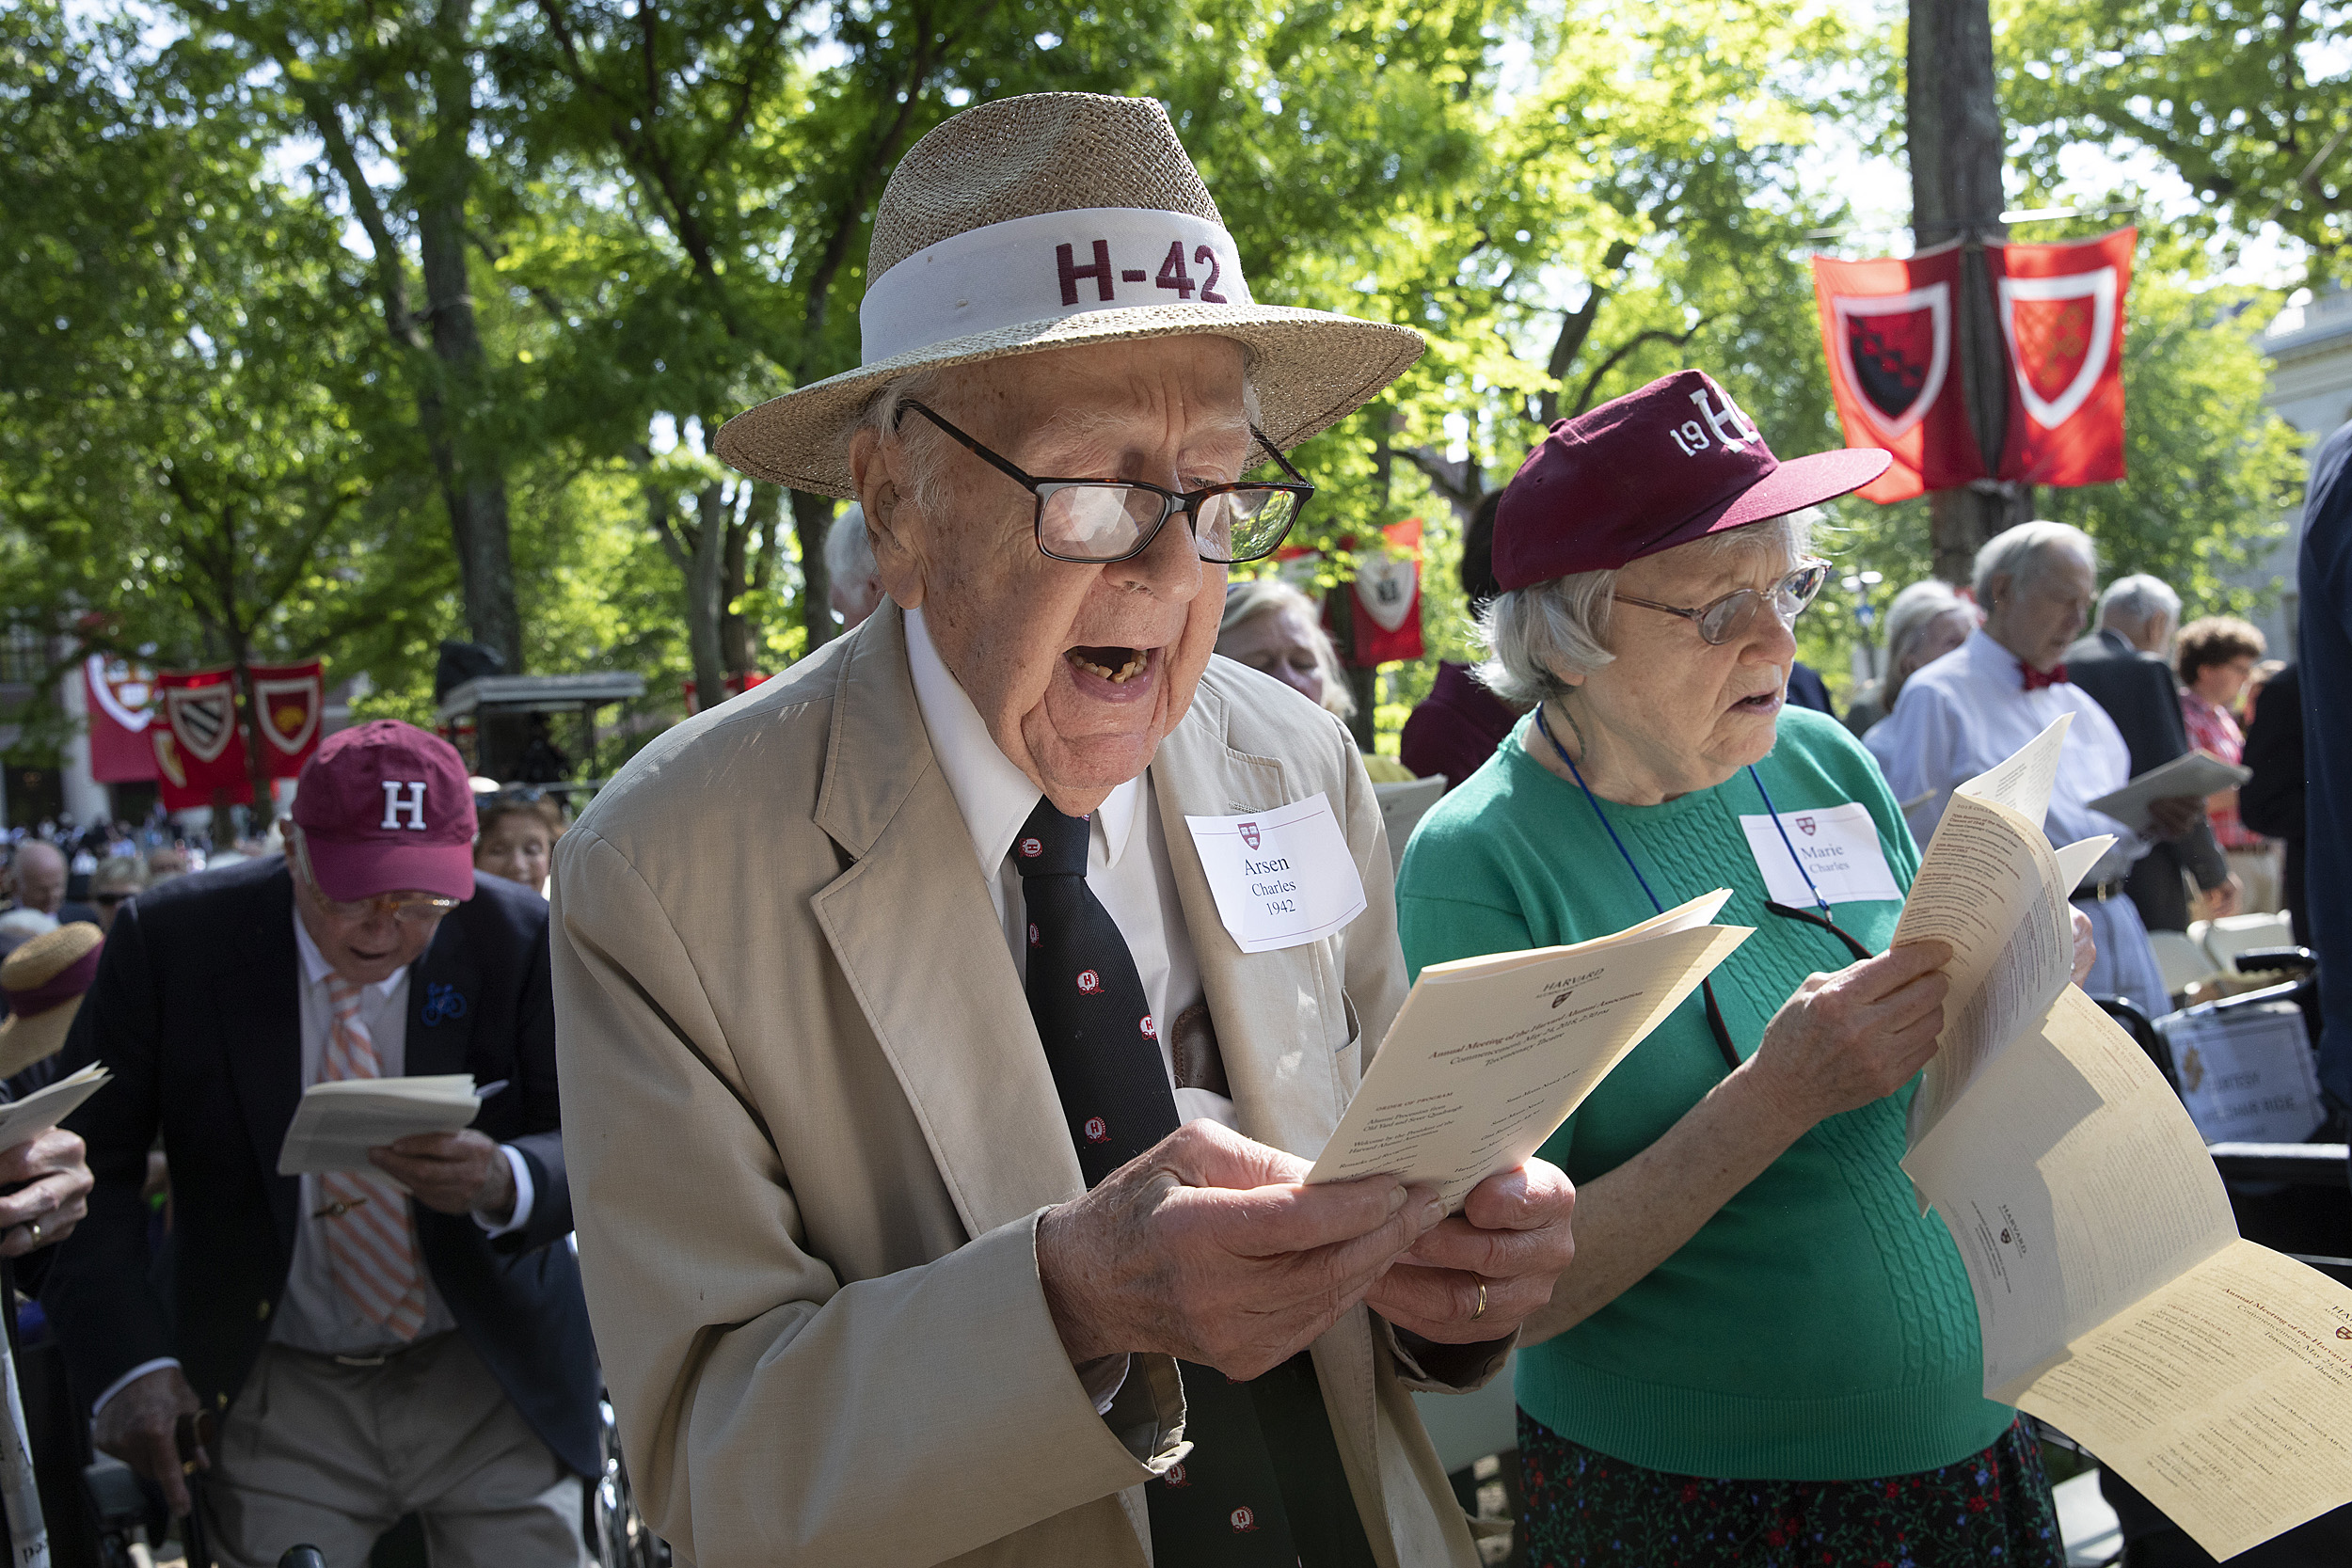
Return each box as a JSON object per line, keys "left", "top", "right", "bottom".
{"left": 291, "top": 721, "right": 478, "bottom": 902}
{"left": 1492, "top": 370, "right": 1892, "bottom": 591}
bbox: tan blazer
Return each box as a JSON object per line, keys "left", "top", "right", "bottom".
{"left": 551, "top": 605, "right": 1498, "bottom": 1567}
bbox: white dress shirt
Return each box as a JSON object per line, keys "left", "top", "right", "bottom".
{"left": 905, "top": 607, "right": 1236, "bottom": 1130}
{"left": 1867, "top": 629, "right": 2147, "bottom": 884}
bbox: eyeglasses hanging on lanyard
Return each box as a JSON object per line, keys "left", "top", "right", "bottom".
{"left": 1534, "top": 706, "right": 1878, "bottom": 1074}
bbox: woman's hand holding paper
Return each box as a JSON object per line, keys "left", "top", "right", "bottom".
{"left": 1366, "top": 1158, "right": 1578, "bottom": 1343}
{"left": 1743, "top": 941, "right": 1952, "bottom": 1132}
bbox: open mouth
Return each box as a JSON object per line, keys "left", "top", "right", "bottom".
{"left": 1066, "top": 645, "right": 1151, "bottom": 684}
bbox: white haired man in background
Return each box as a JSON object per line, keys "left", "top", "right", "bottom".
{"left": 824, "top": 503, "right": 886, "bottom": 629}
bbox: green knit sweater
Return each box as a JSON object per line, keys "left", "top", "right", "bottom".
{"left": 1396, "top": 705, "right": 2012, "bottom": 1481}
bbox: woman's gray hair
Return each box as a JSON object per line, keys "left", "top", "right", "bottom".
{"left": 1218, "top": 577, "right": 1354, "bottom": 721}
{"left": 1883, "top": 580, "right": 1974, "bottom": 674}
{"left": 1970, "top": 520, "right": 2097, "bottom": 605}
{"left": 1473, "top": 510, "right": 1817, "bottom": 707}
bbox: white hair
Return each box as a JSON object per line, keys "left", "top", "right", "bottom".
{"left": 1883, "top": 580, "right": 1973, "bottom": 672}
{"left": 1971, "top": 520, "right": 2097, "bottom": 605}
{"left": 824, "top": 504, "right": 875, "bottom": 589}
{"left": 1474, "top": 510, "right": 1817, "bottom": 706}
{"left": 2098, "top": 572, "right": 2181, "bottom": 635}
{"left": 1218, "top": 578, "right": 1354, "bottom": 721}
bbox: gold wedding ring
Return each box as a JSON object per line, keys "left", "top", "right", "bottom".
{"left": 1470, "top": 1279, "right": 1487, "bottom": 1321}
{"left": 24, "top": 1222, "right": 38, "bottom": 1246}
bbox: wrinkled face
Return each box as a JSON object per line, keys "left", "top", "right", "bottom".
{"left": 852, "top": 337, "right": 1249, "bottom": 815}
{"left": 1560, "top": 534, "right": 1797, "bottom": 796}
{"left": 1985, "top": 553, "right": 2093, "bottom": 673}
{"left": 10, "top": 847, "right": 63, "bottom": 914}
{"left": 289, "top": 831, "right": 446, "bottom": 987}
{"left": 475, "top": 817, "right": 554, "bottom": 893}
{"left": 1219, "top": 603, "right": 1327, "bottom": 707}
{"left": 1900, "top": 608, "right": 1978, "bottom": 682}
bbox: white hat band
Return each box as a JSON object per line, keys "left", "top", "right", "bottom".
{"left": 859, "top": 206, "right": 1255, "bottom": 366}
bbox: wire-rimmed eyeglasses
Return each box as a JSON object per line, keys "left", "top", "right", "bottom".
{"left": 1613, "top": 560, "right": 1834, "bottom": 646}
{"left": 893, "top": 400, "right": 1314, "bottom": 565}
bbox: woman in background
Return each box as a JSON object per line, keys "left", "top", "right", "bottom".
{"left": 2176, "top": 616, "right": 2274, "bottom": 912}
{"left": 473, "top": 787, "right": 566, "bottom": 896}
{"left": 1842, "top": 580, "right": 1977, "bottom": 736}
{"left": 1217, "top": 578, "right": 1417, "bottom": 781}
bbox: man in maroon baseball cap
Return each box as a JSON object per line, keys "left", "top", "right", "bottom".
{"left": 46, "top": 717, "right": 598, "bottom": 1564}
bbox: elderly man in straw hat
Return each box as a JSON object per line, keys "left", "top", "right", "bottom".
{"left": 552, "top": 93, "right": 1577, "bottom": 1568}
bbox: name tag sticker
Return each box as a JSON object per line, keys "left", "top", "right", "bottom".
{"left": 1184, "top": 793, "right": 1368, "bottom": 954}
{"left": 1736, "top": 801, "right": 1901, "bottom": 908}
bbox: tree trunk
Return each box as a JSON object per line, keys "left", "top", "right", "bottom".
{"left": 418, "top": 0, "right": 523, "bottom": 668}
{"left": 790, "top": 489, "right": 837, "bottom": 647}
{"left": 1909, "top": 0, "right": 2029, "bottom": 582}
{"left": 684, "top": 483, "right": 729, "bottom": 707}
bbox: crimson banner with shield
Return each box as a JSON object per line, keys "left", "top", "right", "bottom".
{"left": 153, "top": 668, "right": 252, "bottom": 810}
{"left": 1811, "top": 243, "right": 1985, "bottom": 502}
{"left": 248, "top": 660, "right": 326, "bottom": 778}
{"left": 1992, "top": 228, "right": 2134, "bottom": 487}
{"left": 83, "top": 655, "right": 160, "bottom": 784}
{"left": 1344, "top": 517, "right": 1425, "bottom": 667}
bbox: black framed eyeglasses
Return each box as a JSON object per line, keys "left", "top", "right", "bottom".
{"left": 1613, "top": 560, "right": 1833, "bottom": 646}
{"left": 893, "top": 400, "right": 1314, "bottom": 565}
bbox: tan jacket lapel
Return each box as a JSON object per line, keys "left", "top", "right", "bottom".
{"left": 811, "top": 609, "right": 1086, "bottom": 1241}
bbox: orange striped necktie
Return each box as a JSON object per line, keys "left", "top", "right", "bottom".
{"left": 320, "top": 974, "right": 428, "bottom": 1340}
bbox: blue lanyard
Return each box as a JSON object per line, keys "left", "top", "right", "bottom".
{"left": 1532, "top": 705, "right": 1836, "bottom": 923}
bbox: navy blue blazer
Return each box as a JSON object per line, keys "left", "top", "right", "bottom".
{"left": 41, "top": 857, "right": 598, "bottom": 1477}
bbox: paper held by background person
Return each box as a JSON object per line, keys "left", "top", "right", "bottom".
{"left": 2085, "top": 750, "right": 2253, "bottom": 835}
{"left": 1308, "top": 892, "right": 1749, "bottom": 1212}
{"left": 1903, "top": 985, "right": 2352, "bottom": 1560}
{"left": 276, "top": 1073, "right": 490, "bottom": 1177}
{"left": 1894, "top": 714, "right": 2114, "bottom": 1148}
{"left": 0, "top": 1063, "right": 109, "bottom": 1153}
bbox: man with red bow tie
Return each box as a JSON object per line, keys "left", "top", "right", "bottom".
{"left": 1867, "top": 520, "right": 2170, "bottom": 1017}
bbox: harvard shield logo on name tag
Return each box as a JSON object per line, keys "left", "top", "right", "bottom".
{"left": 1183, "top": 793, "right": 1367, "bottom": 954}
{"left": 1736, "top": 801, "right": 1901, "bottom": 908}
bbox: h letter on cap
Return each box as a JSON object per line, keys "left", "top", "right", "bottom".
{"left": 1692, "top": 385, "right": 1760, "bottom": 451}
{"left": 380, "top": 780, "right": 429, "bottom": 831}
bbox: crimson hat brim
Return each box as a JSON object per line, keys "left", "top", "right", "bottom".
{"left": 1639, "top": 446, "right": 1894, "bottom": 560}
{"left": 302, "top": 834, "right": 477, "bottom": 903}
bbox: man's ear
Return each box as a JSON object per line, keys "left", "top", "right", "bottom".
{"left": 850, "top": 425, "right": 925, "bottom": 610}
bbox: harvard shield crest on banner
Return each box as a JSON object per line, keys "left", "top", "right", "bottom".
{"left": 1343, "top": 516, "right": 1425, "bottom": 667}
{"left": 83, "top": 655, "right": 160, "bottom": 784}
{"left": 1810, "top": 243, "right": 1985, "bottom": 501}
{"left": 248, "top": 660, "right": 326, "bottom": 778}
{"left": 1993, "top": 228, "right": 2134, "bottom": 488}
{"left": 153, "top": 669, "right": 252, "bottom": 810}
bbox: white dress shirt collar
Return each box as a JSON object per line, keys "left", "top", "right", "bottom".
{"left": 903, "top": 606, "right": 1144, "bottom": 877}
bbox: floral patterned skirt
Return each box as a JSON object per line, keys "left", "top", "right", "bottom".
{"left": 1516, "top": 1408, "right": 2065, "bottom": 1568}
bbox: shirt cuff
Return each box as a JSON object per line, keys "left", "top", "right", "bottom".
{"left": 472, "top": 1145, "right": 534, "bottom": 1238}
{"left": 1076, "top": 1353, "right": 1131, "bottom": 1417}
{"left": 93, "top": 1357, "right": 183, "bottom": 1419}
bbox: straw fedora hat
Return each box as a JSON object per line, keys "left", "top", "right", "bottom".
{"left": 714, "top": 92, "right": 1425, "bottom": 497}
{"left": 0, "top": 922, "right": 103, "bottom": 1079}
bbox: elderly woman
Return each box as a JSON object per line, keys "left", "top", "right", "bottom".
{"left": 1843, "top": 579, "right": 1977, "bottom": 736}
{"left": 1217, "top": 578, "right": 1416, "bottom": 781}
{"left": 473, "top": 786, "right": 566, "bottom": 896}
{"left": 1399, "top": 372, "right": 2069, "bottom": 1567}
{"left": 554, "top": 92, "right": 1576, "bottom": 1567}
{"left": 1870, "top": 522, "right": 2169, "bottom": 1019}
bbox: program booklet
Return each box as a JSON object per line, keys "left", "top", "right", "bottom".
{"left": 1892, "top": 723, "right": 2352, "bottom": 1560}
{"left": 277, "top": 1074, "right": 489, "bottom": 1178}
{"left": 1307, "top": 893, "right": 1749, "bottom": 1212}
{"left": 0, "top": 1063, "right": 110, "bottom": 1154}
{"left": 2086, "top": 750, "right": 2252, "bottom": 836}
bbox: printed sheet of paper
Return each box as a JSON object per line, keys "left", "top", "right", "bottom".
{"left": 1896, "top": 717, "right": 2113, "bottom": 1146}
{"left": 2087, "top": 752, "right": 2254, "bottom": 835}
{"left": 1184, "top": 793, "right": 1370, "bottom": 955}
{"left": 0, "top": 1064, "right": 109, "bottom": 1154}
{"left": 1308, "top": 893, "right": 1749, "bottom": 1212}
{"left": 1904, "top": 985, "right": 2352, "bottom": 1560}
{"left": 277, "top": 1074, "right": 484, "bottom": 1176}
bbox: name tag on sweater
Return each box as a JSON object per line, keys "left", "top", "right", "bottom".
{"left": 1184, "top": 793, "right": 1367, "bottom": 953}
{"left": 1737, "top": 802, "right": 1900, "bottom": 908}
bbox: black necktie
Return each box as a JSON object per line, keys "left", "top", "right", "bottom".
{"left": 1012, "top": 799, "right": 1375, "bottom": 1568}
